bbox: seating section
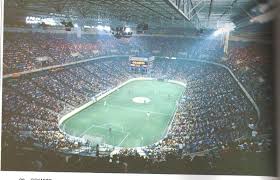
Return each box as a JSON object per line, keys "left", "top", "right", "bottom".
{"left": 2, "top": 31, "right": 274, "bottom": 173}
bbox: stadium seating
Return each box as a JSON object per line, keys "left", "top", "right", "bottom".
{"left": 2, "top": 31, "right": 273, "bottom": 173}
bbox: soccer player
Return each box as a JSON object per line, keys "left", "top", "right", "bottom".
{"left": 146, "top": 112, "right": 150, "bottom": 120}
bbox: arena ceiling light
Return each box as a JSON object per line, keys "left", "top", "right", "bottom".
{"left": 96, "top": 25, "right": 111, "bottom": 31}
{"left": 84, "top": 25, "right": 91, "bottom": 29}
{"left": 96, "top": 25, "right": 104, "bottom": 31}
{"left": 125, "top": 27, "right": 132, "bottom": 33}
{"left": 26, "top": 16, "right": 58, "bottom": 26}
{"left": 213, "top": 23, "right": 236, "bottom": 37}
{"left": 42, "top": 18, "right": 57, "bottom": 26}
{"left": 103, "top": 26, "right": 111, "bottom": 31}
{"left": 26, "top": 16, "right": 41, "bottom": 24}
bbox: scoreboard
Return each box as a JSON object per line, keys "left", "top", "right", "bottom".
{"left": 130, "top": 60, "right": 148, "bottom": 67}
{"left": 129, "top": 56, "right": 154, "bottom": 73}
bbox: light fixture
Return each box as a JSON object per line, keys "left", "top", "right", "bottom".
{"left": 213, "top": 23, "right": 236, "bottom": 36}
{"left": 103, "top": 25, "right": 111, "bottom": 31}
{"left": 96, "top": 25, "right": 110, "bottom": 31}
{"left": 125, "top": 27, "right": 131, "bottom": 33}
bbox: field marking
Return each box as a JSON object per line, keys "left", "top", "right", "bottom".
{"left": 106, "top": 123, "right": 126, "bottom": 132}
{"left": 62, "top": 80, "right": 184, "bottom": 145}
{"left": 79, "top": 123, "right": 124, "bottom": 138}
{"left": 118, "top": 133, "right": 130, "bottom": 146}
{"left": 107, "top": 103, "right": 170, "bottom": 116}
{"left": 79, "top": 123, "right": 99, "bottom": 137}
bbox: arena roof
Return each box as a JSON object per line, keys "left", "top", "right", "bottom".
{"left": 4, "top": 0, "right": 274, "bottom": 31}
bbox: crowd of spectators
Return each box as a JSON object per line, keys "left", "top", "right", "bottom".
{"left": 225, "top": 42, "right": 274, "bottom": 129}
{"left": 3, "top": 32, "right": 223, "bottom": 74}
{"left": 2, "top": 31, "right": 274, "bottom": 173}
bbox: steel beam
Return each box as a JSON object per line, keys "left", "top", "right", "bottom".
{"left": 164, "top": 0, "right": 191, "bottom": 21}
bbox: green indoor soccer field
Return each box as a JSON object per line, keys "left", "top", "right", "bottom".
{"left": 60, "top": 80, "right": 185, "bottom": 148}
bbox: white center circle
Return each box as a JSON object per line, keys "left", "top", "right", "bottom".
{"left": 132, "top": 97, "right": 151, "bottom": 104}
